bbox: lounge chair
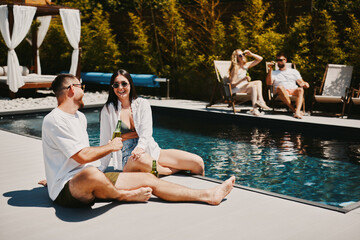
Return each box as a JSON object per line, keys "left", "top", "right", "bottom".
{"left": 347, "top": 86, "right": 360, "bottom": 117}
{"left": 265, "top": 62, "right": 305, "bottom": 112}
{"left": 206, "top": 60, "right": 251, "bottom": 114}
{"left": 310, "top": 64, "right": 353, "bottom": 117}
{"left": 0, "top": 66, "right": 54, "bottom": 99}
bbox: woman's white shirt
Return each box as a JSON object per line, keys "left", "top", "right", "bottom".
{"left": 98, "top": 97, "right": 161, "bottom": 171}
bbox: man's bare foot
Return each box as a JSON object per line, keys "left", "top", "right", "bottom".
{"left": 38, "top": 179, "right": 47, "bottom": 187}
{"left": 207, "top": 176, "right": 236, "bottom": 205}
{"left": 118, "top": 187, "right": 152, "bottom": 202}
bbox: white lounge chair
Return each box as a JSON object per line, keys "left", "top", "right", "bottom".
{"left": 206, "top": 60, "right": 251, "bottom": 114}
{"left": 347, "top": 86, "right": 360, "bottom": 117}
{"left": 311, "top": 64, "right": 353, "bottom": 117}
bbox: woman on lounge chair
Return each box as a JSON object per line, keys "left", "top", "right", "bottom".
{"left": 98, "top": 69, "right": 204, "bottom": 176}
{"left": 228, "top": 49, "right": 270, "bottom": 116}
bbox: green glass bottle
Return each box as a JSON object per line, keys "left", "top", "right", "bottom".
{"left": 112, "top": 120, "right": 122, "bottom": 139}
{"left": 151, "top": 160, "right": 159, "bottom": 177}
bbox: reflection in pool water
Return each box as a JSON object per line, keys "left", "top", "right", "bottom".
{"left": 1, "top": 108, "right": 359, "bottom": 208}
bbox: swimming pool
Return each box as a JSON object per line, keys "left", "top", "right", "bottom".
{"left": 1, "top": 107, "right": 360, "bottom": 210}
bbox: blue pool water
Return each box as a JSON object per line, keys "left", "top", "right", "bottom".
{"left": 1, "top": 108, "right": 360, "bottom": 208}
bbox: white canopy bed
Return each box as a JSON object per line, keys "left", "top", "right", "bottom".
{"left": 0, "top": 1, "right": 81, "bottom": 98}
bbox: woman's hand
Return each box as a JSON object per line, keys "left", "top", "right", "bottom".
{"left": 244, "top": 76, "right": 251, "bottom": 82}
{"left": 131, "top": 147, "right": 145, "bottom": 161}
{"left": 243, "top": 50, "right": 252, "bottom": 56}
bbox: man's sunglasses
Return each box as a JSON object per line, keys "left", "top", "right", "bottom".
{"left": 112, "top": 81, "right": 129, "bottom": 88}
{"left": 67, "top": 83, "right": 85, "bottom": 90}
{"left": 276, "top": 58, "right": 286, "bottom": 62}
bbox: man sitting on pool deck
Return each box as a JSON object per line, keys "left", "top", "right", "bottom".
{"left": 266, "top": 52, "right": 310, "bottom": 119}
{"left": 41, "top": 73, "right": 235, "bottom": 208}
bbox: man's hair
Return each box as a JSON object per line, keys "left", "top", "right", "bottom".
{"left": 51, "top": 74, "right": 77, "bottom": 97}
{"left": 276, "top": 52, "right": 287, "bottom": 59}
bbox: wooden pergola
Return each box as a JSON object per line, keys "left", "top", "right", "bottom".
{"left": 0, "top": 0, "right": 81, "bottom": 97}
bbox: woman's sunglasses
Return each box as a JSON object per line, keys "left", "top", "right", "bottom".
{"left": 112, "top": 81, "right": 129, "bottom": 88}
{"left": 238, "top": 54, "right": 244, "bottom": 58}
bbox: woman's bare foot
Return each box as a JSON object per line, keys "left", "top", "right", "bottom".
{"left": 250, "top": 108, "right": 261, "bottom": 116}
{"left": 118, "top": 187, "right": 152, "bottom": 202}
{"left": 293, "top": 111, "right": 303, "bottom": 119}
{"left": 207, "top": 176, "right": 236, "bottom": 205}
{"left": 256, "top": 101, "right": 271, "bottom": 110}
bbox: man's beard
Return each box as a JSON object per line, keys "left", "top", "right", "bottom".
{"left": 77, "top": 96, "right": 85, "bottom": 109}
{"left": 278, "top": 63, "right": 285, "bottom": 69}
{"left": 78, "top": 100, "right": 84, "bottom": 109}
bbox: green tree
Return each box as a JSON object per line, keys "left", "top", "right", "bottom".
{"left": 286, "top": 10, "right": 345, "bottom": 88}
{"left": 344, "top": 14, "right": 360, "bottom": 88}
{"left": 80, "top": 6, "right": 121, "bottom": 72}
{"left": 179, "top": 0, "right": 227, "bottom": 98}
{"left": 128, "top": 11, "right": 158, "bottom": 74}
{"left": 40, "top": 17, "right": 71, "bottom": 74}
{"left": 228, "top": 0, "right": 283, "bottom": 79}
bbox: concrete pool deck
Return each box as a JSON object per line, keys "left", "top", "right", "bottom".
{"left": 1, "top": 98, "right": 360, "bottom": 239}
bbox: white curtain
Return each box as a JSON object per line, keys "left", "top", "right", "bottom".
{"left": 36, "top": 16, "right": 51, "bottom": 75}
{"left": 0, "top": 5, "right": 36, "bottom": 92}
{"left": 60, "top": 9, "right": 80, "bottom": 75}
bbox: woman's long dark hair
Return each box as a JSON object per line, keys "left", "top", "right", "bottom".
{"left": 105, "top": 69, "right": 138, "bottom": 111}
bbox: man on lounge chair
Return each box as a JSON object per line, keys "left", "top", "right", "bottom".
{"left": 41, "top": 73, "right": 235, "bottom": 208}
{"left": 266, "top": 52, "right": 309, "bottom": 119}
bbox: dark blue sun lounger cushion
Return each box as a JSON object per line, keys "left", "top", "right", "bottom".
{"left": 81, "top": 72, "right": 161, "bottom": 88}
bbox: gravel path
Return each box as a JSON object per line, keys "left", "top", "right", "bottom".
{"left": 0, "top": 90, "right": 109, "bottom": 112}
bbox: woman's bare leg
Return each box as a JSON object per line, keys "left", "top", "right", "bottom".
{"left": 158, "top": 149, "right": 204, "bottom": 175}
{"left": 123, "top": 152, "right": 175, "bottom": 175}
{"left": 245, "top": 84, "right": 258, "bottom": 108}
{"left": 115, "top": 172, "right": 235, "bottom": 205}
{"left": 246, "top": 81, "right": 264, "bottom": 102}
{"left": 123, "top": 149, "right": 204, "bottom": 176}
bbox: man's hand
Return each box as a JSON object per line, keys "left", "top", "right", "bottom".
{"left": 296, "top": 79, "right": 310, "bottom": 88}
{"left": 108, "top": 137, "right": 123, "bottom": 152}
{"left": 131, "top": 147, "right": 145, "bottom": 161}
{"left": 267, "top": 61, "right": 275, "bottom": 72}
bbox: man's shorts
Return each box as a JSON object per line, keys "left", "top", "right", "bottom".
{"left": 286, "top": 88, "right": 298, "bottom": 95}
{"left": 104, "top": 171, "right": 120, "bottom": 185}
{"left": 54, "top": 172, "right": 120, "bottom": 208}
{"left": 54, "top": 181, "right": 95, "bottom": 208}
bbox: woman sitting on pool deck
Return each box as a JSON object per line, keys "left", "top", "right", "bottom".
{"left": 98, "top": 69, "right": 205, "bottom": 175}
